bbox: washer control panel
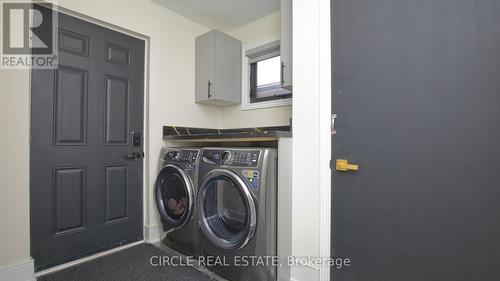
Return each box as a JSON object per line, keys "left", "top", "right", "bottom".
{"left": 164, "top": 150, "right": 199, "bottom": 163}
{"left": 202, "top": 150, "right": 261, "bottom": 167}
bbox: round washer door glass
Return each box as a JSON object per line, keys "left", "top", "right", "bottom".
{"left": 198, "top": 169, "right": 256, "bottom": 250}
{"left": 155, "top": 165, "right": 193, "bottom": 229}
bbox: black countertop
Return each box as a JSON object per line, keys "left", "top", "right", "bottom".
{"left": 163, "top": 125, "right": 292, "bottom": 141}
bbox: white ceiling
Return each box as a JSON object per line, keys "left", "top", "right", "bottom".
{"left": 152, "top": 0, "right": 280, "bottom": 31}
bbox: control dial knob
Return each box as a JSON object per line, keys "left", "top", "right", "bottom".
{"left": 220, "top": 151, "right": 232, "bottom": 165}
{"left": 168, "top": 151, "right": 179, "bottom": 160}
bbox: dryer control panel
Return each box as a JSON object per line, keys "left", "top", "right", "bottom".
{"left": 202, "top": 149, "right": 261, "bottom": 167}
{"left": 164, "top": 150, "right": 199, "bottom": 163}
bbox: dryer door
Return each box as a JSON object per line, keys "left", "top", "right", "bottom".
{"left": 155, "top": 164, "right": 194, "bottom": 230}
{"left": 197, "top": 169, "right": 257, "bottom": 250}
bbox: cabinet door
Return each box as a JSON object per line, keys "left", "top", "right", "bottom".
{"left": 213, "top": 31, "right": 242, "bottom": 105}
{"left": 281, "top": 0, "right": 293, "bottom": 90}
{"left": 195, "top": 31, "right": 215, "bottom": 103}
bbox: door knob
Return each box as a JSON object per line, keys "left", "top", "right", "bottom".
{"left": 336, "top": 159, "right": 359, "bottom": 172}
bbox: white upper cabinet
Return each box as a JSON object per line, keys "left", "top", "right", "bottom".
{"left": 280, "top": 0, "right": 292, "bottom": 91}
{"left": 195, "top": 30, "right": 242, "bottom": 106}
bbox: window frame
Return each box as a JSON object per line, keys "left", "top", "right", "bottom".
{"left": 241, "top": 39, "right": 292, "bottom": 110}
{"left": 249, "top": 56, "right": 292, "bottom": 103}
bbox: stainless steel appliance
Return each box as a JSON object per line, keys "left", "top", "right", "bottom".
{"left": 155, "top": 147, "right": 201, "bottom": 256}
{"left": 197, "top": 147, "right": 278, "bottom": 281}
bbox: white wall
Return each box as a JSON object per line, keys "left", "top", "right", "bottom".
{"left": 223, "top": 12, "right": 292, "bottom": 128}
{"left": 0, "top": 0, "right": 221, "bottom": 272}
{"left": 0, "top": 69, "right": 31, "bottom": 269}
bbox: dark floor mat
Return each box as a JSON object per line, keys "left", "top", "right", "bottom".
{"left": 37, "top": 243, "right": 215, "bottom": 281}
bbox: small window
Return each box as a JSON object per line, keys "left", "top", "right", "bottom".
{"left": 246, "top": 41, "right": 292, "bottom": 104}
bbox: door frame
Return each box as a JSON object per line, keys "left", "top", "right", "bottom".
{"left": 28, "top": 5, "right": 151, "bottom": 272}
{"left": 293, "top": 0, "right": 332, "bottom": 281}
{"left": 318, "top": 0, "right": 332, "bottom": 280}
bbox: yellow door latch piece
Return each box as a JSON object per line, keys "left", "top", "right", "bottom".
{"left": 336, "top": 159, "right": 359, "bottom": 172}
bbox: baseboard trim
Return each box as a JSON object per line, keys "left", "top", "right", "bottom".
{"left": 290, "top": 265, "right": 320, "bottom": 281}
{"left": 35, "top": 240, "right": 144, "bottom": 278}
{"left": 144, "top": 224, "right": 165, "bottom": 243}
{"left": 0, "top": 259, "right": 35, "bottom": 281}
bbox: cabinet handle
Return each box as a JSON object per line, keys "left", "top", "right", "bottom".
{"left": 281, "top": 61, "right": 285, "bottom": 85}
{"left": 208, "top": 80, "right": 212, "bottom": 99}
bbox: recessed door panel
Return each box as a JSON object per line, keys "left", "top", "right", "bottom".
{"left": 105, "top": 165, "right": 128, "bottom": 222}
{"left": 104, "top": 75, "right": 129, "bottom": 145}
{"left": 106, "top": 43, "right": 130, "bottom": 66}
{"left": 54, "top": 65, "right": 88, "bottom": 145}
{"left": 53, "top": 167, "right": 87, "bottom": 236}
{"left": 58, "top": 29, "right": 89, "bottom": 57}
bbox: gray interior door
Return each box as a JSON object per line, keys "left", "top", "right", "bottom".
{"left": 31, "top": 12, "right": 144, "bottom": 270}
{"left": 331, "top": 1, "right": 500, "bottom": 281}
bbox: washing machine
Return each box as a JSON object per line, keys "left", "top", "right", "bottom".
{"left": 197, "top": 147, "right": 278, "bottom": 281}
{"left": 155, "top": 147, "right": 201, "bottom": 257}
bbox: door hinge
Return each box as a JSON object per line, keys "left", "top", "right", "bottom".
{"left": 208, "top": 80, "right": 213, "bottom": 99}
{"left": 331, "top": 113, "right": 337, "bottom": 135}
{"left": 281, "top": 61, "right": 285, "bottom": 85}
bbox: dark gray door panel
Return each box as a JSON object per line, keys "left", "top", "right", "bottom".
{"left": 331, "top": 1, "right": 500, "bottom": 281}
{"left": 31, "top": 12, "right": 144, "bottom": 270}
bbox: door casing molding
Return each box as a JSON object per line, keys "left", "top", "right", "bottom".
{"left": 292, "top": 0, "right": 331, "bottom": 280}
{"left": 318, "top": 0, "right": 332, "bottom": 281}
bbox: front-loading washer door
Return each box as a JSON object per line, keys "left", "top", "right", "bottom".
{"left": 155, "top": 164, "right": 194, "bottom": 230}
{"left": 197, "top": 169, "right": 257, "bottom": 250}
